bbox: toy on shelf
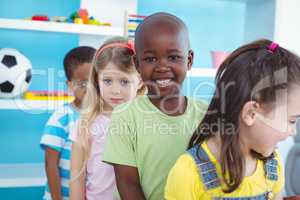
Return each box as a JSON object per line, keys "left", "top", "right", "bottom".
{"left": 31, "top": 15, "right": 49, "bottom": 21}
{"left": 23, "top": 91, "right": 74, "bottom": 101}
{"left": 69, "top": 8, "right": 112, "bottom": 26}
{"left": 0, "top": 48, "right": 32, "bottom": 99}
{"left": 50, "top": 16, "right": 67, "bottom": 23}
{"left": 124, "top": 12, "right": 146, "bottom": 39}
{"left": 27, "top": 9, "right": 112, "bottom": 27}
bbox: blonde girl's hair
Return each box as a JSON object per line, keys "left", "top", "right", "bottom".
{"left": 72, "top": 37, "right": 145, "bottom": 180}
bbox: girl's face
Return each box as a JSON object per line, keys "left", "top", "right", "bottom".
{"left": 98, "top": 62, "right": 141, "bottom": 112}
{"left": 242, "top": 86, "right": 300, "bottom": 157}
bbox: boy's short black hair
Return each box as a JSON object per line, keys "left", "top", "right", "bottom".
{"left": 63, "top": 46, "right": 96, "bottom": 81}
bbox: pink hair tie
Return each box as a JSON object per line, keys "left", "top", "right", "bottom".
{"left": 95, "top": 41, "right": 135, "bottom": 58}
{"left": 267, "top": 42, "right": 279, "bottom": 53}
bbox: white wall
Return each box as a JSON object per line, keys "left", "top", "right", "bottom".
{"left": 274, "top": 0, "right": 300, "bottom": 174}
{"left": 79, "top": 0, "right": 137, "bottom": 47}
{"left": 274, "top": 0, "right": 300, "bottom": 56}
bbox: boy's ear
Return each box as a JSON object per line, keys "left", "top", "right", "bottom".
{"left": 66, "top": 80, "right": 72, "bottom": 88}
{"left": 66, "top": 80, "right": 74, "bottom": 95}
{"left": 187, "top": 50, "right": 194, "bottom": 70}
{"left": 241, "top": 101, "right": 260, "bottom": 126}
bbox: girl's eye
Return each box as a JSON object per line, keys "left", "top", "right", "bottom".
{"left": 103, "top": 78, "right": 112, "bottom": 85}
{"left": 120, "top": 79, "right": 130, "bottom": 86}
{"left": 143, "top": 57, "right": 157, "bottom": 63}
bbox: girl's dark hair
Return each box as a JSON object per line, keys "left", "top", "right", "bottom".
{"left": 189, "top": 39, "right": 300, "bottom": 193}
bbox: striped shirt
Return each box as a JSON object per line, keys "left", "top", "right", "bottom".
{"left": 40, "top": 104, "right": 79, "bottom": 200}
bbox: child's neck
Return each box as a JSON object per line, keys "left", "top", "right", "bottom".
{"left": 72, "top": 99, "right": 82, "bottom": 110}
{"left": 102, "top": 104, "right": 113, "bottom": 117}
{"left": 102, "top": 110, "right": 112, "bottom": 117}
{"left": 148, "top": 95, "right": 187, "bottom": 116}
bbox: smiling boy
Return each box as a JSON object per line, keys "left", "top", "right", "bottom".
{"left": 102, "top": 12, "right": 207, "bottom": 200}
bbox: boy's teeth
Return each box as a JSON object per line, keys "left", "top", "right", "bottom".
{"left": 156, "top": 79, "right": 171, "bottom": 87}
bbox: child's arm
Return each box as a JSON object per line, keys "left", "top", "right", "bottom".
{"left": 70, "top": 141, "right": 85, "bottom": 200}
{"left": 45, "top": 147, "right": 62, "bottom": 200}
{"left": 165, "top": 154, "right": 203, "bottom": 200}
{"left": 113, "top": 164, "right": 146, "bottom": 200}
{"left": 273, "top": 192, "right": 283, "bottom": 200}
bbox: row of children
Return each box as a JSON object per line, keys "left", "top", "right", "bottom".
{"left": 40, "top": 12, "right": 300, "bottom": 200}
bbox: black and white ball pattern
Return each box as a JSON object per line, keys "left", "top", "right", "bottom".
{"left": 0, "top": 48, "right": 32, "bottom": 98}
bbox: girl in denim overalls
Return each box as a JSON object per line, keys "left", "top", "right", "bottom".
{"left": 165, "top": 39, "right": 300, "bottom": 200}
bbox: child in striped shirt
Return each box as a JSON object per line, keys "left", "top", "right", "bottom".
{"left": 40, "top": 46, "right": 95, "bottom": 200}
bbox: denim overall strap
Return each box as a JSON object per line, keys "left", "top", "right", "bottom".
{"left": 187, "top": 144, "right": 220, "bottom": 190}
{"left": 264, "top": 158, "right": 278, "bottom": 181}
{"left": 214, "top": 194, "right": 268, "bottom": 200}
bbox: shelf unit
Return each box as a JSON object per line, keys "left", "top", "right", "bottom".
{"left": 187, "top": 68, "right": 216, "bottom": 77}
{"left": 0, "top": 18, "right": 123, "bottom": 36}
{"left": 0, "top": 18, "right": 217, "bottom": 78}
{"left": 0, "top": 15, "right": 217, "bottom": 111}
{"left": 0, "top": 68, "right": 216, "bottom": 110}
{"left": 0, "top": 99, "right": 69, "bottom": 110}
{"left": 0, "top": 163, "right": 45, "bottom": 188}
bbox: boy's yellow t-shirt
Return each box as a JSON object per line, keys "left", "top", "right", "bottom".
{"left": 165, "top": 142, "right": 284, "bottom": 200}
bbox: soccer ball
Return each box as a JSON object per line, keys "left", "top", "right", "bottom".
{"left": 0, "top": 48, "right": 32, "bottom": 98}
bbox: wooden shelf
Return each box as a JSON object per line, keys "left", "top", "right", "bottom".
{"left": 0, "top": 18, "right": 123, "bottom": 36}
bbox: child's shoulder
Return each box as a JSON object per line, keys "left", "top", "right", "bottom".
{"left": 112, "top": 95, "right": 149, "bottom": 114}
{"left": 187, "top": 96, "right": 208, "bottom": 109}
{"left": 165, "top": 151, "right": 205, "bottom": 199}
{"left": 186, "top": 97, "right": 208, "bottom": 118}
{"left": 170, "top": 153, "right": 199, "bottom": 175}
{"left": 47, "top": 103, "right": 78, "bottom": 126}
{"left": 51, "top": 103, "right": 75, "bottom": 115}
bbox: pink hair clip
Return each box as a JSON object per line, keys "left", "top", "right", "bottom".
{"left": 267, "top": 42, "right": 279, "bottom": 53}
{"left": 95, "top": 41, "right": 135, "bottom": 58}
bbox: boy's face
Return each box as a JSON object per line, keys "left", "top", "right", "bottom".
{"left": 67, "top": 62, "right": 92, "bottom": 106}
{"left": 135, "top": 24, "right": 193, "bottom": 99}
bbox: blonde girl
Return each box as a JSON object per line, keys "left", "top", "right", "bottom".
{"left": 70, "top": 37, "right": 144, "bottom": 200}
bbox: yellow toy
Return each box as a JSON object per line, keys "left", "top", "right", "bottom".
{"left": 24, "top": 91, "right": 74, "bottom": 101}
{"left": 74, "top": 18, "right": 83, "bottom": 24}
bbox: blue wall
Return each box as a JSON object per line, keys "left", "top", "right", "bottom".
{"left": 0, "top": 0, "right": 80, "bottom": 91}
{"left": 0, "top": 1, "right": 80, "bottom": 198}
{"left": 137, "top": 0, "right": 247, "bottom": 68}
{"left": 244, "top": 0, "right": 275, "bottom": 42}
{"left": 0, "top": 110, "right": 51, "bottom": 163}
{"left": 0, "top": 1, "right": 80, "bottom": 19}
{"left": 0, "top": 0, "right": 80, "bottom": 162}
